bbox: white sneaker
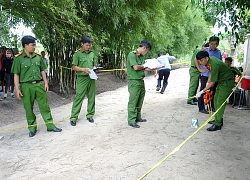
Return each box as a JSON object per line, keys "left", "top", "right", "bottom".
{"left": 11, "top": 93, "right": 15, "bottom": 98}
{"left": 4, "top": 94, "right": 7, "bottom": 98}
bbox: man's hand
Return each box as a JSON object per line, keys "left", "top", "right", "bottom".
{"left": 15, "top": 89, "right": 23, "bottom": 100}
{"left": 199, "top": 69, "right": 208, "bottom": 73}
{"left": 44, "top": 82, "right": 49, "bottom": 92}
{"left": 196, "top": 90, "right": 204, "bottom": 98}
{"left": 83, "top": 68, "right": 91, "bottom": 74}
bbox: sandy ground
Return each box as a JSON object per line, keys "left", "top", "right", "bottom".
{"left": 0, "top": 67, "right": 250, "bottom": 180}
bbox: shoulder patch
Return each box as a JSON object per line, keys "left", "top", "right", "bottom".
{"left": 35, "top": 52, "right": 41, "bottom": 56}
{"left": 132, "top": 50, "right": 140, "bottom": 56}
{"left": 14, "top": 53, "right": 22, "bottom": 57}
{"left": 206, "top": 64, "right": 211, "bottom": 71}
{"left": 75, "top": 49, "right": 83, "bottom": 53}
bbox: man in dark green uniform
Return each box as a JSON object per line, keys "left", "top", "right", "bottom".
{"left": 224, "top": 57, "right": 242, "bottom": 77}
{"left": 195, "top": 51, "right": 234, "bottom": 131}
{"left": 187, "top": 45, "right": 208, "bottom": 105}
{"left": 11, "top": 35, "right": 62, "bottom": 137}
{"left": 126, "top": 40, "right": 152, "bottom": 128}
{"left": 224, "top": 57, "right": 242, "bottom": 105}
{"left": 70, "top": 35, "right": 97, "bottom": 126}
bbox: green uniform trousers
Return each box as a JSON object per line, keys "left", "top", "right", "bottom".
{"left": 70, "top": 76, "right": 95, "bottom": 120}
{"left": 20, "top": 82, "right": 56, "bottom": 132}
{"left": 187, "top": 67, "right": 200, "bottom": 102}
{"left": 214, "top": 80, "right": 235, "bottom": 126}
{"left": 127, "top": 79, "right": 145, "bottom": 124}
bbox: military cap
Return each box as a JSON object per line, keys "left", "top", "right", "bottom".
{"left": 21, "top": 35, "right": 37, "bottom": 47}
{"left": 81, "top": 35, "right": 92, "bottom": 43}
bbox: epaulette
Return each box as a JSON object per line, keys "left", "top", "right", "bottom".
{"left": 133, "top": 50, "right": 140, "bottom": 56}
{"left": 14, "top": 53, "right": 22, "bottom": 57}
{"left": 35, "top": 52, "right": 41, "bottom": 56}
{"left": 75, "top": 49, "right": 85, "bottom": 53}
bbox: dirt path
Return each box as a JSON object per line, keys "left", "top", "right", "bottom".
{"left": 0, "top": 68, "right": 250, "bottom": 180}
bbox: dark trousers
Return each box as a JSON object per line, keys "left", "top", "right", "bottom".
{"left": 157, "top": 68, "right": 170, "bottom": 93}
{"left": 4, "top": 73, "right": 14, "bottom": 93}
{"left": 198, "top": 76, "right": 208, "bottom": 110}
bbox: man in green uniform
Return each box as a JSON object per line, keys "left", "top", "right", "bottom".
{"left": 11, "top": 35, "right": 62, "bottom": 137}
{"left": 70, "top": 35, "right": 97, "bottom": 126}
{"left": 126, "top": 40, "right": 152, "bottom": 128}
{"left": 195, "top": 51, "right": 234, "bottom": 131}
{"left": 187, "top": 45, "right": 208, "bottom": 105}
{"left": 224, "top": 57, "right": 243, "bottom": 105}
{"left": 224, "top": 57, "right": 242, "bottom": 77}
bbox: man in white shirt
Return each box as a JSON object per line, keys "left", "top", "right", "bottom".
{"left": 41, "top": 51, "right": 48, "bottom": 77}
{"left": 154, "top": 53, "right": 171, "bottom": 94}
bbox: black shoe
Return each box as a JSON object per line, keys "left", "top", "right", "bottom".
{"left": 136, "top": 118, "right": 147, "bottom": 123}
{"left": 208, "top": 120, "right": 223, "bottom": 126}
{"left": 199, "top": 109, "right": 209, "bottom": 114}
{"left": 156, "top": 87, "right": 160, "bottom": 91}
{"left": 47, "top": 127, "right": 62, "bottom": 132}
{"left": 87, "top": 117, "right": 94, "bottom": 123}
{"left": 207, "top": 124, "right": 221, "bottom": 131}
{"left": 187, "top": 101, "right": 197, "bottom": 105}
{"left": 128, "top": 123, "right": 140, "bottom": 128}
{"left": 208, "top": 120, "right": 214, "bottom": 124}
{"left": 160, "top": 91, "right": 164, "bottom": 94}
{"left": 70, "top": 120, "right": 76, "bottom": 126}
{"left": 29, "top": 130, "right": 37, "bottom": 137}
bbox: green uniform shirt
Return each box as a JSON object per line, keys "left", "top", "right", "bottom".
{"left": 230, "top": 66, "right": 242, "bottom": 77}
{"left": 207, "top": 56, "right": 234, "bottom": 83}
{"left": 11, "top": 51, "right": 46, "bottom": 83}
{"left": 72, "top": 49, "right": 97, "bottom": 76}
{"left": 191, "top": 49, "right": 200, "bottom": 67}
{"left": 126, "top": 51, "right": 145, "bottom": 80}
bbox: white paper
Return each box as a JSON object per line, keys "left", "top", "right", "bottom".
{"left": 145, "top": 58, "right": 164, "bottom": 69}
{"left": 89, "top": 69, "right": 98, "bottom": 80}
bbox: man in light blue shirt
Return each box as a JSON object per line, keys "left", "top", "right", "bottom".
{"left": 205, "top": 36, "right": 222, "bottom": 60}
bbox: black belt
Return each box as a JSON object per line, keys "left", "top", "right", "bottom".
{"left": 191, "top": 66, "right": 197, "bottom": 68}
{"left": 78, "top": 75, "right": 89, "bottom": 77}
{"left": 26, "top": 80, "right": 43, "bottom": 84}
{"left": 130, "top": 79, "right": 144, "bottom": 80}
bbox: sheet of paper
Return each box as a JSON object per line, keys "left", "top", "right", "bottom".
{"left": 89, "top": 69, "right": 98, "bottom": 80}
{"left": 145, "top": 58, "right": 164, "bottom": 69}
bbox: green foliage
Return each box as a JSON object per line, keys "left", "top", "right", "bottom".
{"left": 192, "top": 0, "right": 250, "bottom": 44}
{"left": 0, "top": 10, "right": 18, "bottom": 47}
{"left": 237, "top": 52, "right": 244, "bottom": 63}
{"left": 0, "top": 0, "right": 212, "bottom": 90}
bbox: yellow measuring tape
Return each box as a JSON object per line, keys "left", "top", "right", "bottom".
{"left": 59, "top": 62, "right": 189, "bottom": 83}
